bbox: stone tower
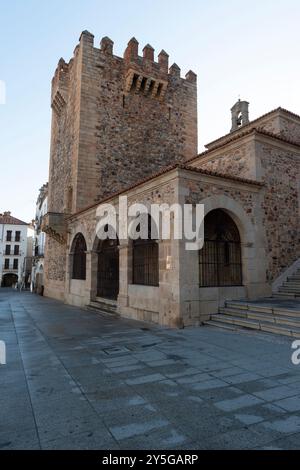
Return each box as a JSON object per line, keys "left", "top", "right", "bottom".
{"left": 44, "top": 31, "right": 198, "bottom": 300}
{"left": 230, "top": 99, "right": 249, "bottom": 132}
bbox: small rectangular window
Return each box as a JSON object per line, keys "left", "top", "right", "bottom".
{"left": 13, "top": 259, "right": 18, "bottom": 270}
{"left": 15, "top": 231, "right": 21, "bottom": 242}
{"left": 14, "top": 245, "right": 19, "bottom": 255}
{"left": 5, "top": 245, "right": 10, "bottom": 255}
{"left": 4, "top": 259, "right": 9, "bottom": 269}
{"left": 6, "top": 231, "right": 12, "bottom": 241}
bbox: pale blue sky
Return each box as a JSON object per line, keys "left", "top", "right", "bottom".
{"left": 1, "top": 0, "right": 300, "bottom": 221}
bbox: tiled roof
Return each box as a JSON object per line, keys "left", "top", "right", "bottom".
{"left": 0, "top": 212, "right": 28, "bottom": 225}
{"left": 67, "top": 106, "right": 299, "bottom": 221}
{"left": 181, "top": 164, "right": 264, "bottom": 186}
{"left": 187, "top": 127, "right": 300, "bottom": 166}
{"left": 204, "top": 107, "right": 300, "bottom": 149}
{"left": 69, "top": 163, "right": 262, "bottom": 219}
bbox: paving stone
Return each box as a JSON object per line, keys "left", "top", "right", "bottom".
{"left": 109, "top": 418, "right": 169, "bottom": 441}
{"left": 125, "top": 373, "right": 165, "bottom": 385}
{"left": 191, "top": 378, "right": 228, "bottom": 391}
{"left": 274, "top": 395, "right": 300, "bottom": 412}
{"left": 2, "top": 289, "right": 300, "bottom": 450}
{"left": 222, "top": 372, "right": 262, "bottom": 385}
{"left": 42, "top": 429, "right": 119, "bottom": 450}
{"left": 0, "top": 428, "right": 40, "bottom": 450}
{"left": 261, "top": 415, "right": 300, "bottom": 434}
{"left": 214, "top": 394, "right": 264, "bottom": 412}
{"left": 253, "top": 385, "right": 300, "bottom": 402}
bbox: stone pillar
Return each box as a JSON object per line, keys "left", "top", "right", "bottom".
{"left": 117, "top": 240, "right": 131, "bottom": 309}
{"left": 158, "top": 235, "right": 184, "bottom": 328}
{"left": 89, "top": 250, "right": 98, "bottom": 301}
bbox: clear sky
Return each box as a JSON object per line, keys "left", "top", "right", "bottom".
{"left": 1, "top": 0, "right": 300, "bottom": 222}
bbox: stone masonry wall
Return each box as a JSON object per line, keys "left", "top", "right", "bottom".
{"left": 185, "top": 179, "right": 258, "bottom": 219}
{"left": 190, "top": 136, "right": 300, "bottom": 283}
{"left": 279, "top": 115, "right": 300, "bottom": 145}
{"left": 191, "top": 141, "right": 255, "bottom": 180}
{"left": 75, "top": 32, "right": 197, "bottom": 210}
{"left": 259, "top": 143, "right": 300, "bottom": 281}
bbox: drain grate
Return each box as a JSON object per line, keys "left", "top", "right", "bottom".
{"left": 102, "top": 346, "right": 130, "bottom": 355}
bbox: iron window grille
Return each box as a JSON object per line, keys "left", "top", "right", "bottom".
{"left": 71, "top": 233, "right": 87, "bottom": 280}
{"left": 132, "top": 216, "right": 159, "bottom": 287}
{"left": 199, "top": 209, "right": 242, "bottom": 287}
{"left": 97, "top": 238, "right": 119, "bottom": 300}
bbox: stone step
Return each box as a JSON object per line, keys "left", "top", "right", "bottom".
{"left": 204, "top": 320, "right": 237, "bottom": 332}
{"left": 207, "top": 314, "right": 300, "bottom": 338}
{"left": 225, "top": 301, "right": 300, "bottom": 317}
{"left": 279, "top": 287, "right": 300, "bottom": 294}
{"left": 283, "top": 282, "right": 300, "bottom": 288}
{"left": 273, "top": 292, "right": 300, "bottom": 299}
{"left": 87, "top": 300, "right": 118, "bottom": 316}
{"left": 219, "top": 307, "right": 300, "bottom": 328}
{"left": 281, "top": 282, "right": 300, "bottom": 288}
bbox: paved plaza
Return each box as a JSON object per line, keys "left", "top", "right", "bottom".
{"left": 1, "top": 289, "right": 300, "bottom": 450}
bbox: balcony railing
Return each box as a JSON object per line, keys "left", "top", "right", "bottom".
{"left": 34, "top": 246, "right": 45, "bottom": 257}
{"left": 4, "top": 253, "right": 21, "bottom": 257}
{"left": 42, "top": 212, "right": 67, "bottom": 245}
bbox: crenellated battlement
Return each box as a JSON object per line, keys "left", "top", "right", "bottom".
{"left": 51, "top": 32, "right": 197, "bottom": 110}
{"left": 51, "top": 58, "right": 70, "bottom": 115}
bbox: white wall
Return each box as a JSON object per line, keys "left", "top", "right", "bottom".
{"left": 0, "top": 223, "right": 30, "bottom": 284}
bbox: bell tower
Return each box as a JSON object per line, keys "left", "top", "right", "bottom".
{"left": 231, "top": 99, "right": 249, "bottom": 132}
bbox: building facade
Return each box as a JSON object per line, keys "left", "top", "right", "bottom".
{"left": 43, "top": 32, "right": 300, "bottom": 327}
{"left": 31, "top": 183, "right": 48, "bottom": 294}
{"left": 0, "top": 212, "right": 33, "bottom": 287}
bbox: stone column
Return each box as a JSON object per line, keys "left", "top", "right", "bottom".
{"left": 117, "top": 240, "right": 131, "bottom": 309}
{"left": 88, "top": 250, "right": 98, "bottom": 301}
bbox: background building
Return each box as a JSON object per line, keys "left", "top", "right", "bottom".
{"left": 31, "top": 183, "right": 48, "bottom": 294}
{"left": 0, "top": 212, "right": 33, "bottom": 287}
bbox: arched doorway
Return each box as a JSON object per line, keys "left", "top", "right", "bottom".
{"left": 70, "top": 233, "right": 87, "bottom": 280}
{"left": 97, "top": 238, "right": 119, "bottom": 300}
{"left": 2, "top": 273, "right": 18, "bottom": 287}
{"left": 199, "top": 209, "right": 242, "bottom": 287}
{"left": 35, "top": 266, "right": 44, "bottom": 295}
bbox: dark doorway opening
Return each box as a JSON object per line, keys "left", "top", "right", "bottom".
{"left": 199, "top": 209, "right": 242, "bottom": 287}
{"left": 2, "top": 273, "right": 18, "bottom": 287}
{"left": 97, "top": 239, "right": 119, "bottom": 300}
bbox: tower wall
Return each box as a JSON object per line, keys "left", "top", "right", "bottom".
{"left": 44, "top": 31, "right": 198, "bottom": 300}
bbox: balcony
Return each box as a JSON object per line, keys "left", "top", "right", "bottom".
{"left": 34, "top": 246, "right": 45, "bottom": 257}
{"left": 4, "top": 253, "right": 21, "bottom": 257}
{"left": 41, "top": 212, "right": 67, "bottom": 245}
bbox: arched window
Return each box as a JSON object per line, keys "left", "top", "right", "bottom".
{"left": 132, "top": 215, "right": 159, "bottom": 286}
{"left": 71, "top": 233, "right": 87, "bottom": 280}
{"left": 199, "top": 209, "right": 242, "bottom": 287}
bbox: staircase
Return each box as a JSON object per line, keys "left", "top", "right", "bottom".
{"left": 87, "top": 298, "right": 118, "bottom": 316}
{"left": 273, "top": 268, "right": 300, "bottom": 299}
{"left": 205, "top": 299, "right": 300, "bottom": 338}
